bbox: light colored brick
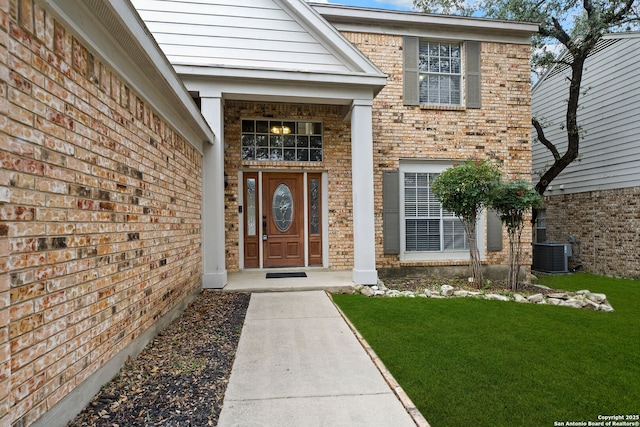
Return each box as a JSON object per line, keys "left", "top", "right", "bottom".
{"left": 3, "top": 2, "right": 202, "bottom": 424}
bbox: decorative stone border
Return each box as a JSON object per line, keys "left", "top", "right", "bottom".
{"left": 355, "top": 283, "right": 614, "bottom": 312}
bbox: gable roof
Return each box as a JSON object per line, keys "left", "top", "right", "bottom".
{"left": 132, "top": 0, "right": 386, "bottom": 87}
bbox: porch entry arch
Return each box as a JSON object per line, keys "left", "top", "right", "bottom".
{"left": 241, "top": 171, "right": 325, "bottom": 269}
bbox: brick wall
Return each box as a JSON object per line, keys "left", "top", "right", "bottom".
{"left": 1, "top": 2, "right": 203, "bottom": 425}
{"left": 223, "top": 35, "right": 534, "bottom": 274}
{"left": 544, "top": 187, "right": 640, "bottom": 278}
{"left": 341, "top": 32, "right": 534, "bottom": 270}
{"left": 224, "top": 101, "right": 353, "bottom": 271}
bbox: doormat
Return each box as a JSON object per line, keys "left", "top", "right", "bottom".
{"left": 266, "top": 272, "right": 307, "bottom": 279}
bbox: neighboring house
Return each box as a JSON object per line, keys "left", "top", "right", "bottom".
{"left": 1, "top": 0, "right": 536, "bottom": 426}
{"left": 532, "top": 33, "right": 640, "bottom": 278}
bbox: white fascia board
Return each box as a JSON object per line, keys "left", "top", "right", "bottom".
{"left": 276, "top": 0, "right": 386, "bottom": 77}
{"left": 311, "top": 3, "right": 539, "bottom": 45}
{"left": 42, "top": 0, "right": 214, "bottom": 153}
{"left": 182, "top": 76, "right": 377, "bottom": 106}
{"left": 174, "top": 65, "right": 387, "bottom": 95}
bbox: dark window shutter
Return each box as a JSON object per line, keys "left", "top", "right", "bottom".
{"left": 487, "top": 208, "right": 503, "bottom": 251}
{"left": 383, "top": 171, "right": 401, "bottom": 254}
{"left": 403, "top": 36, "right": 419, "bottom": 106}
{"left": 465, "top": 41, "right": 481, "bottom": 109}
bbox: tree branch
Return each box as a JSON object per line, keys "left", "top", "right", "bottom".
{"left": 532, "top": 118, "right": 561, "bottom": 161}
{"left": 551, "top": 17, "right": 571, "bottom": 45}
{"left": 584, "top": 0, "right": 594, "bottom": 18}
{"left": 604, "top": 0, "right": 636, "bottom": 24}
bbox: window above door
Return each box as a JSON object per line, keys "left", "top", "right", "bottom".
{"left": 241, "top": 119, "right": 323, "bottom": 162}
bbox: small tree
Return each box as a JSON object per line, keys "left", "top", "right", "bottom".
{"left": 431, "top": 160, "right": 501, "bottom": 288}
{"left": 491, "top": 180, "right": 542, "bottom": 291}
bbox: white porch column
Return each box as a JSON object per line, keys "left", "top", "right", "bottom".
{"left": 350, "top": 100, "right": 378, "bottom": 285}
{"left": 200, "top": 96, "right": 227, "bottom": 288}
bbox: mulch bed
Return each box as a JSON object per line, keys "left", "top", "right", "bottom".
{"left": 68, "top": 291, "right": 251, "bottom": 427}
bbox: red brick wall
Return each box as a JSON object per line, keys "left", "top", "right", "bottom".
{"left": 1, "top": 2, "right": 202, "bottom": 425}
{"left": 341, "top": 32, "right": 534, "bottom": 269}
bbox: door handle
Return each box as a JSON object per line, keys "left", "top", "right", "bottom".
{"left": 262, "top": 234, "right": 267, "bottom": 241}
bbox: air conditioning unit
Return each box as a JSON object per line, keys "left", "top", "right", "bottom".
{"left": 533, "top": 242, "right": 572, "bottom": 273}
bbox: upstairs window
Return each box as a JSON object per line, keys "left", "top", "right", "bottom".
{"left": 418, "top": 41, "right": 462, "bottom": 106}
{"left": 404, "top": 37, "right": 481, "bottom": 108}
{"left": 241, "top": 119, "right": 323, "bottom": 162}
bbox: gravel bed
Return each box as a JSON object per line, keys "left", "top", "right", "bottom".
{"left": 68, "top": 291, "right": 251, "bottom": 427}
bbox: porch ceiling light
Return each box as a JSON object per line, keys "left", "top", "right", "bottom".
{"left": 271, "top": 125, "right": 291, "bottom": 134}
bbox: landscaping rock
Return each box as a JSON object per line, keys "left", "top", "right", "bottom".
{"left": 485, "top": 294, "right": 510, "bottom": 301}
{"left": 441, "top": 285, "right": 455, "bottom": 296}
{"left": 582, "top": 299, "right": 600, "bottom": 310}
{"left": 368, "top": 282, "right": 614, "bottom": 312}
{"left": 560, "top": 299, "right": 584, "bottom": 309}
{"left": 599, "top": 303, "right": 615, "bottom": 312}
{"left": 361, "top": 286, "right": 374, "bottom": 297}
{"left": 513, "top": 294, "right": 528, "bottom": 303}
{"left": 587, "top": 293, "right": 607, "bottom": 304}
{"left": 527, "top": 293, "right": 544, "bottom": 303}
{"left": 548, "top": 292, "right": 570, "bottom": 300}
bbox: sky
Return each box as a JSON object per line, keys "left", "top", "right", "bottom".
{"left": 313, "top": 0, "right": 415, "bottom": 11}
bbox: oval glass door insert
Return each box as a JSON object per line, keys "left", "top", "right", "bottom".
{"left": 273, "top": 184, "right": 294, "bottom": 231}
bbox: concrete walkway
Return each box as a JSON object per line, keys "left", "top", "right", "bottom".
{"left": 217, "top": 291, "right": 418, "bottom": 427}
{"left": 224, "top": 269, "right": 355, "bottom": 293}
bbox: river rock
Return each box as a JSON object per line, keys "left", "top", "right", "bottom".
{"left": 527, "top": 293, "right": 544, "bottom": 303}
{"left": 513, "top": 294, "right": 527, "bottom": 303}
{"left": 485, "top": 294, "right": 510, "bottom": 301}
{"left": 560, "top": 299, "right": 584, "bottom": 308}
{"left": 599, "top": 303, "right": 614, "bottom": 312}
{"left": 582, "top": 298, "right": 600, "bottom": 310}
{"left": 453, "top": 290, "right": 469, "bottom": 297}
{"left": 548, "top": 292, "right": 570, "bottom": 300}
{"left": 441, "top": 285, "right": 455, "bottom": 296}
{"left": 361, "top": 286, "right": 374, "bottom": 297}
{"left": 587, "top": 293, "right": 607, "bottom": 304}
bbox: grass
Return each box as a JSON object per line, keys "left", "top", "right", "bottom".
{"left": 332, "top": 273, "right": 640, "bottom": 427}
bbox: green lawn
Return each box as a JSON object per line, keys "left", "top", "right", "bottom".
{"left": 332, "top": 273, "right": 640, "bottom": 427}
